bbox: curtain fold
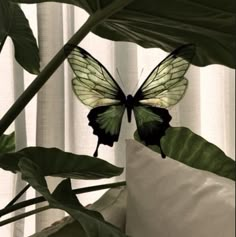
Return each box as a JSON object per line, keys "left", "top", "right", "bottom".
{"left": 35, "top": 2, "right": 65, "bottom": 232}
{"left": 0, "top": 3, "right": 235, "bottom": 237}
{"left": 13, "top": 50, "right": 27, "bottom": 237}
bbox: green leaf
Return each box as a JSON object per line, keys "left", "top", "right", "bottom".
{"left": 134, "top": 127, "right": 235, "bottom": 181}
{"left": 19, "top": 158, "right": 127, "bottom": 237}
{"left": 0, "top": 0, "right": 10, "bottom": 49}
{"left": 0, "top": 1, "right": 40, "bottom": 74}
{"left": 0, "top": 146, "right": 123, "bottom": 179}
{"left": 0, "top": 132, "right": 15, "bottom": 153}
{"left": 14, "top": 0, "right": 235, "bottom": 68}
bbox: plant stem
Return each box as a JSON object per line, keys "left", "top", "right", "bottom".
{"left": 0, "top": 206, "right": 50, "bottom": 227}
{"left": 4, "top": 184, "right": 31, "bottom": 208}
{"left": 0, "top": 0, "right": 133, "bottom": 136}
{"left": 72, "top": 181, "right": 126, "bottom": 194}
{"left": 0, "top": 181, "right": 126, "bottom": 226}
{"left": 0, "top": 196, "right": 45, "bottom": 218}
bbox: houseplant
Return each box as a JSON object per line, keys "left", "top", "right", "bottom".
{"left": 0, "top": 0, "right": 235, "bottom": 236}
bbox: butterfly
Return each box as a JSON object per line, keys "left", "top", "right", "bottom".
{"left": 65, "top": 44, "right": 195, "bottom": 158}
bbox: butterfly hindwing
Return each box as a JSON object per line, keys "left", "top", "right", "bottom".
{"left": 133, "top": 106, "right": 172, "bottom": 158}
{"left": 88, "top": 105, "right": 126, "bottom": 157}
{"left": 65, "top": 45, "right": 127, "bottom": 156}
{"left": 134, "top": 44, "right": 195, "bottom": 108}
{"left": 65, "top": 45, "right": 126, "bottom": 108}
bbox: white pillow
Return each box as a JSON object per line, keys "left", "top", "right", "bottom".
{"left": 126, "top": 139, "right": 235, "bottom": 237}
{"left": 88, "top": 186, "right": 127, "bottom": 230}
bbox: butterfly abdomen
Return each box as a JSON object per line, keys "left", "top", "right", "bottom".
{"left": 126, "top": 95, "right": 135, "bottom": 123}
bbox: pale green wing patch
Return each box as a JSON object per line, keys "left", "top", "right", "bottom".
{"left": 72, "top": 77, "right": 121, "bottom": 108}
{"left": 92, "top": 105, "right": 126, "bottom": 137}
{"left": 139, "top": 77, "right": 188, "bottom": 108}
{"left": 133, "top": 106, "right": 165, "bottom": 130}
{"left": 66, "top": 45, "right": 125, "bottom": 108}
{"left": 135, "top": 44, "right": 195, "bottom": 108}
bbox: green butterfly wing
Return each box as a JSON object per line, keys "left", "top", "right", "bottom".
{"left": 65, "top": 45, "right": 126, "bottom": 157}
{"left": 134, "top": 44, "right": 195, "bottom": 108}
{"left": 88, "top": 105, "right": 126, "bottom": 157}
{"left": 133, "top": 105, "right": 172, "bottom": 158}
{"left": 65, "top": 45, "right": 126, "bottom": 108}
{"left": 133, "top": 44, "right": 195, "bottom": 157}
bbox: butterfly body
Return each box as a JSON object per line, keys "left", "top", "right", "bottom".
{"left": 125, "top": 94, "right": 135, "bottom": 122}
{"left": 65, "top": 44, "right": 195, "bottom": 158}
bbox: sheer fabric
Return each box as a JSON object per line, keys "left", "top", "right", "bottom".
{"left": 0, "top": 3, "right": 235, "bottom": 237}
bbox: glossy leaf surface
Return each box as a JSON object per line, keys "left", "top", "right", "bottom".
{"left": 14, "top": 0, "right": 235, "bottom": 68}
{"left": 0, "top": 1, "right": 39, "bottom": 74}
{"left": 0, "top": 146, "right": 123, "bottom": 179}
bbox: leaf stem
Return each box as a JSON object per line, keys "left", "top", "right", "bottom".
{"left": 0, "top": 181, "right": 126, "bottom": 226}
{"left": 0, "top": 205, "right": 50, "bottom": 227}
{"left": 0, "top": 0, "right": 133, "bottom": 136}
{"left": 4, "top": 184, "right": 31, "bottom": 208}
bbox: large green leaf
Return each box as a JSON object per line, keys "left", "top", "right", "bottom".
{"left": 0, "top": 132, "right": 15, "bottom": 153}
{"left": 0, "top": 0, "right": 10, "bottom": 48}
{"left": 0, "top": 146, "right": 123, "bottom": 179}
{"left": 13, "top": 0, "right": 235, "bottom": 68}
{"left": 19, "top": 158, "right": 127, "bottom": 236}
{"left": 0, "top": 1, "right": 39, "bottom": 74}
{"left": 134, "top": 127, "right": 235, "bottom": 181}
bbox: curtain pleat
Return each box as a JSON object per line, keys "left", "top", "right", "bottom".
{"left": 0, "top": 39, "right": 18, "bottom": 237}
{"left": 35, "top": 2, "right": 65, "bottom": 232}
{"left": 12, "top": 53, "right": 28, "bottom": 237}
{"left": 199, "top": 65, "right": 235, "bottom": 156}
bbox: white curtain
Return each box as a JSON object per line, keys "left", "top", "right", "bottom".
{"left": 0, "top": 3, "right": 235, "bottom": 237}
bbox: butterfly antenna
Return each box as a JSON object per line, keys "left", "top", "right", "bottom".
{"left": 116, "top": 68, "right": 126, "bottom": 93}
{"left": 131, "top": 67, "right": 144, "bottom": 95}
{"left": 140, "top": 68, "right": 144, "bottom": 78}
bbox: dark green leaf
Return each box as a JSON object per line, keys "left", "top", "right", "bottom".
{"left": 0, "top": 146, "right": 123, "bottom": 179}
{"left": 0, "top": 0, "right": 10, "bottom": 50}
{"left": 0, "top": 1, "right": 39, "bottom": 74}
{"left": 14, "top": 0, "right": 235, "bottom": 68}
{"left": 134, "top": 127, "right": 235, "bottom": 181}
{"left": 0, "top": 132, "right": 15, "bottom": 153}
{"left": 19, "top": 158, "right": 127, "bottom": 237}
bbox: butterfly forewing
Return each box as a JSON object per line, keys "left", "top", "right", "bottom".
{"left": 66, "top": 45, "right": 126, "bottom": 108}
{"left": 72, "top": 77, "right": 121, "bottom": 108}
{"left": 134, "top": 44, "right": 195, "bottom": 108}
